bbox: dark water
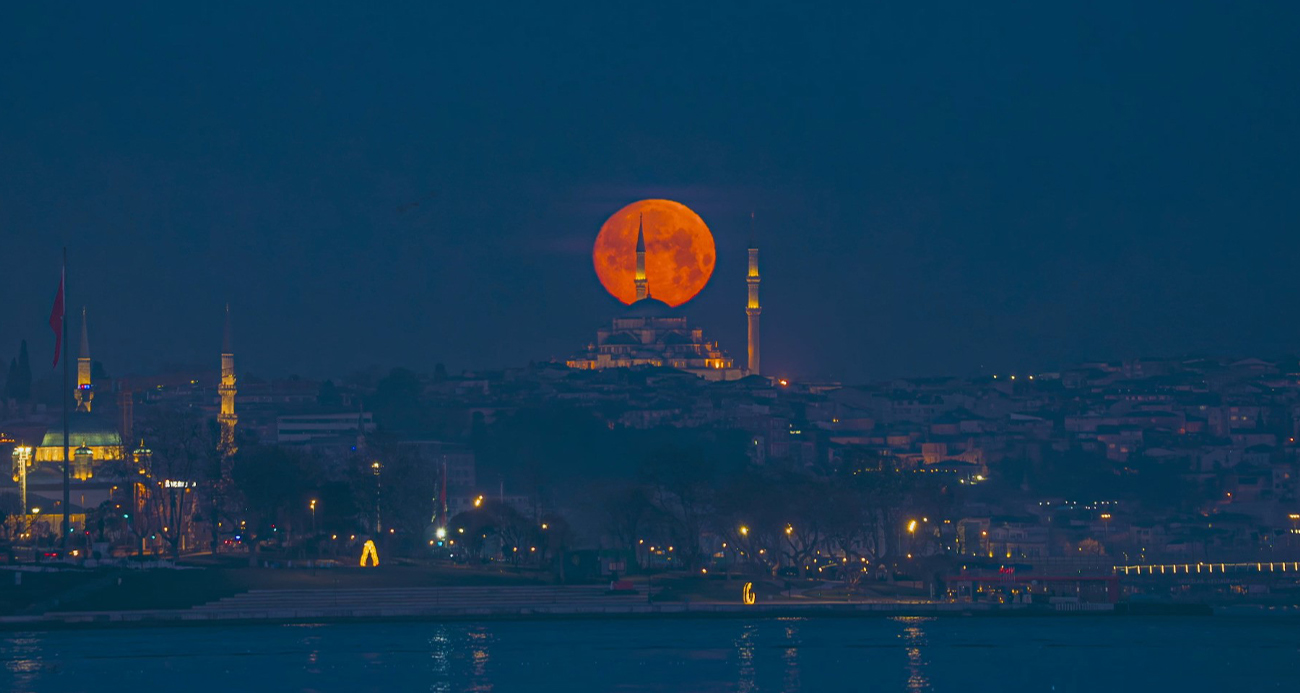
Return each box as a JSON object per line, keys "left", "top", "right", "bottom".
{"left": 1, "top": 616, "right": 1295, "bottom": 692}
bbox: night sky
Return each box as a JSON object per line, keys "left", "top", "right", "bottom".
{"left": 2, "top": 4, "right": 1298, "bottom": 383}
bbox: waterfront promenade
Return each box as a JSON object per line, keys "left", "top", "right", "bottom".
{"left": 0, "top": 584, "right": 1028, "bottom": 629}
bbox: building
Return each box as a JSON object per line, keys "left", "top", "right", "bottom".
{"left": 567, "top": 214, "right": 752, "bottom": 382}
{"left": 277, "top": 412, "right": 375, "bottom": 444}
{"left": 35, "top": 309, "right": 123, "bottom": 480}
{"left": 218, "top": 305, "right": 238, "bottom": 458}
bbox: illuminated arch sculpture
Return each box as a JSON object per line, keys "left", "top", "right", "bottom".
{"left": 742, "top": 582, "right": 756, "bottom": 605}
{"left": 360, "top": 540, "right": 379, "bottom": 567}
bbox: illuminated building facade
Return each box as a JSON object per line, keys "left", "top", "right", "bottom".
{"left": 36, "top": 309, "right": 123, "bottom": 478}
{"left": 218, "top": 305, "right": 238, "bottom": 457}
{"left": 567, "top": 298, "right": 743, "bottom": 380}
{"left": 568, "top": 220, "right": 746, "bottom": 381}
{"left": 746, "top": 228, "right": 761, "bottom": 375}
{"left": 75, "top": 308, "right": 93, "bottom": 412}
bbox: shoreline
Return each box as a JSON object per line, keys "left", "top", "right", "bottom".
{"left": 0, "top": 600, "right": 1216, "bottom": 632}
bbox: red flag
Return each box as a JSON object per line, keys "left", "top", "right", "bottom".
{"left": 49, "top": 267, "right": 64, "bottom": 367}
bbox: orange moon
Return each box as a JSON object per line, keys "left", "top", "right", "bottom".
{"left": 593, "top": 199, "right": 715, "bottom": 307}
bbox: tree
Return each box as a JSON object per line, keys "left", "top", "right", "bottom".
{"left": 4, "top": 357, "right": 16, "bottom": 400}
{"left": 641, "top": 445, "right": 718, "bottom": 570}
{"left": 5, "top": 341, "right": 33, "bottom": 401}
{"left": 231, "top": 445, "right": 315, "bottom": 560}
{"left": 136, "top": 408, "right": 219, "bottom": 559}
{"left": 599, "top": 483, "right": 656, "bottom": 567}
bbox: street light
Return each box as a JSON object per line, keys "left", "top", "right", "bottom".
{"left": 310, "top": 499, "right": 317, "bottom": 535}
{"left": 370, "top": 461, "right": 382, "bottom": 533}
{"left": 12, "top": 445, "right": 32, "bottom": 515}
{"left": 739, "top": 525, "right": 749, "bottom": 537}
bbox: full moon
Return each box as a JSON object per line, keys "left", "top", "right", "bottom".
{"left": 593, "top": 199, "right": 716, "bottom": 307}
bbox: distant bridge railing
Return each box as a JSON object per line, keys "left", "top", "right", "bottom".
{"left": 1116, "top": 561, "right": 1300, "bottom": 576}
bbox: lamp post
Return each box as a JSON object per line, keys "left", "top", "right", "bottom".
{"left": 371, "top": 461, "right": 382, "bottom": 534}
{"left": 29, "top": 507, "right": 41, "bottom": 545}
{"left": 12, "top": 445, "right": 32, "bottom": 518}
{"left": 310, "top": 499, "right": 317, "bottom": 536}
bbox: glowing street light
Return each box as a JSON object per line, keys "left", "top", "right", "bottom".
{"left": 739, "top": 525, "right": 749, "bottom": 537}
{"left": 309, "top": 499, "right": 317, "bottom": 535}
{"left": 907, "top": 519, "right": 918, "bottom": 534}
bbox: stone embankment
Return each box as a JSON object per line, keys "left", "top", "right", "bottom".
{"left": 0, "top": 585, "right": 1028, "bottom": 628}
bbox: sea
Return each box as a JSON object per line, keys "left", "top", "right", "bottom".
{"left": 1, "top": 615, "right": 1295, "bottom": 692}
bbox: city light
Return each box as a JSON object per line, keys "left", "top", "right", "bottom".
{"left": 907, "top": 519, "right": 917, "bottom": 534}
{"left": 739, "top": 525, "right": 749, "bottom": 536}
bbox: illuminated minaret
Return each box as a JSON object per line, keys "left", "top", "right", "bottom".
{"left": 746, "top": 214, "right": 761, "bottom": 375}
{"left": 634, "top": 213, "right": 648, "bottom": 301}
{"left": 75, "top": 308, "right": 93, "bottom": 412}
{"left": 218, "top": 305, "right": 238, "bottom": 457}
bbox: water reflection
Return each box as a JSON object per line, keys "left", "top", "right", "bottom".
{"left": 466, "top": 624, "right": 493, "bottom": 692}
{"left": 3, "top": 635, "right": 47, "bottom": 693}
{"left": 428, "top": 625, "right": 451, "bottom": 693}
{"left": 733, "top": 623, "right": 757, "bottom": 693}
{"left": 892, "top": 616, "right": 932, "bottom": 692}
{"left": 781, "top": 620, "right": 803, "bottom": 692}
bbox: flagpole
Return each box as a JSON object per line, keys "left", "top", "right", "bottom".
{"left": 62, "top": 247, "right": 70, "bottom": 547}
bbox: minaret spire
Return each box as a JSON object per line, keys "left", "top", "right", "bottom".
{"left": 75, "top": 307, "right": 93, "bottom": 412}
{"left": 218, "top": 304, "right": 238, "bottom": 458}
{"left": 634, "top": 213, "right": 648, "bottom": 301}
{"left": 746, "top": 212, "right": 761, "bottom": 376}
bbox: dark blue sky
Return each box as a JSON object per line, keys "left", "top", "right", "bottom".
{"left": 2, "top": 3, "right": 1298, "bottom": 383}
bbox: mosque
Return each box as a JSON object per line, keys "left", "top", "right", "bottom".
{"left": 29, "top": 307, "right": 238, "bottom": 481}
{"left": 34, "top": 310, "right": 124, "bottom": 480}
{"left": 566, "top": 215, "right": 761, "bottom": 382}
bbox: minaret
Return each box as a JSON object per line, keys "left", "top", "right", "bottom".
{"left": 634, "top": 213, "right": 648, "bottom": 301}
{"left": 75, "top": 308, "right": 93, "bottom": 412}
{"left": 746, "top": 214, "right": 761, "bottom": 375}
{"left": 218, "top": 305, "right": 238, "bottom": 457}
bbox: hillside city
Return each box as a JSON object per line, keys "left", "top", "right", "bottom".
{"left": 5, "top": 344, "right": 1300, "bottom": 590}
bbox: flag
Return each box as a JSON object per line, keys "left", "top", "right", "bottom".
{"left": 49, "top": 267, "right": 64, "bottom": 367}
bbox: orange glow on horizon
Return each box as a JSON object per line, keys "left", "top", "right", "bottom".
{"left": 593, "top": 199, "right": 715, "bottom": 307}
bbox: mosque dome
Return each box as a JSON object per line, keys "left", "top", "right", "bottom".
{"left": 39, "top": 413, "right": 123, "bottom": 450}
{"left": 624, "top": 297, "right": 675, "bottom": 318}
{"left": 605, "top": 332, "right": 640, "bottom": 346}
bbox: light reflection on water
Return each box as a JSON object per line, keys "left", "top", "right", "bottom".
{"left": 892, "top": 616, "right": 933, "bottom": 692}
{"left": 782, "top": 620, "right": 801, "bottom": 692}
{"left": 733, "top": 622, "right": 757, "bottom": 693}
{"left": 0, "top": 616, "right": 1296, "bottom": 692}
